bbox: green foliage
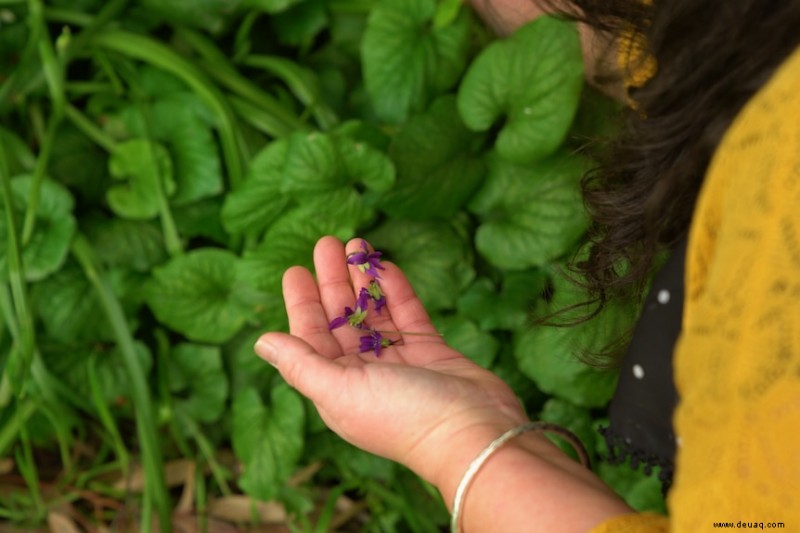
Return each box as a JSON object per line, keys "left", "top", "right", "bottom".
{"left": 458, "top": 16, "right": 584, "bottom": 163}
{"left": 0, "top": 0, "right": 661, "bottom": 530}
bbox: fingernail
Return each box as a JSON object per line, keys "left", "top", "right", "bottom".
{"left": 254, "top": 337, "right": 279, "bottom": 367}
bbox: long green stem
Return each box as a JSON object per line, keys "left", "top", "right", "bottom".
{"left": 23, "top": 0, "right": 66, "bottom": 245}
{"left": 174, "top": 412, "right": 233, "bottom": 497}
{"left": 0, "top": 397, "right": 36, "bottom": 457}
{"left": 21, "top": 114, "right": 60, "bottom": 245}
{"left": 65, "top": 104, "right": 117, "bottom": 153}
{"left": 0, "top": 127, "right": 36, "bottom": 395}
{"left": 243, "top": 54, "right": 339, "bottom": 130}
{"left": 71, "top": 235, "right": 171, "bottom": 532}
{"left": 87, "top": 356, "right": 131, "bottom": 477}
{"left": 16, "top": 425, "right": 45, "bottom": 518}
{"left": 60, "top": 0, "right": 130, "bottom": 62}
{"left": 92, "top": 30, "right": 245, "bottom": 189}
{"left": 175, "top": 28, "right": 309, "bottom": 135}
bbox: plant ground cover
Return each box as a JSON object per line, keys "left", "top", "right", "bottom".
{"left": 0, "top": 0, "right": 666, "bottom": 530}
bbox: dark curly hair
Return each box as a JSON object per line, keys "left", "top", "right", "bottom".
{"left": 559, "top": 0, "right": 800, "bottom": 348}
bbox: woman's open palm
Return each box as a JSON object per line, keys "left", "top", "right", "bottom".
{"left": 255, "top": 236, "right": 529, "bottom": 485}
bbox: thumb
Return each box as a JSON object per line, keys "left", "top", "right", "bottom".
{"left": 254, "top": 332, "right": 344, "bottom": 401}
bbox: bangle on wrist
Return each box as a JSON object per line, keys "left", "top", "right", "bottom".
{"left": 450, "top": 421, "right": 591, "bottom": 533}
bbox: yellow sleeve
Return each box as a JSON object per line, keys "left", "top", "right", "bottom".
{"left": 591, "top": 512, "right": 670, "bottom": 533}
{"left": 591, "top": 45, "right": 800, "bottom": 533}
{"left": 669, "top": 45, "right": 800, "bottom": 530}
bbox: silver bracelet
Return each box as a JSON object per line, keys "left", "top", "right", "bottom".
{"left": 450, "top": 421, "right": 591, "bottom": 533}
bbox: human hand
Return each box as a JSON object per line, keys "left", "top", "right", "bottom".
{"left": 254, "top": 236, "right": 531, "bottom": 494}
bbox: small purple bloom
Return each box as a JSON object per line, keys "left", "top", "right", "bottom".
{"left": 357, "top": 287, "right": 371, "bottom": 311}
{"left": 328, "top": 305, "right": 368, "bottom": 330}
{"left": 365, "top": 280, "right": 387, "bottom": 313}
{"left": 358, "top": 329, "right": 394, "bottom": 357}
{"left": 347, "top": 240, "right": 385, "bottom": 278}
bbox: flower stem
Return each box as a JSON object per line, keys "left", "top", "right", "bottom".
{"left": 373, "top": 330, "right": 443, "bottom": 337}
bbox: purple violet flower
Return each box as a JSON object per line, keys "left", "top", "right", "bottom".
{"left": 328, "top": 305, "right": 368, "bottom": 330}
{"left": 347, "top": 240, "right": 385, "bottom": 278}
{"left": 359, "top": 330, "right": 394, "bottom": 357}
{"left": 365, "top": 280, "right": 387, "bottom": 313}
{"left": 329, "top": 289, "right": 371, "bottom": 330}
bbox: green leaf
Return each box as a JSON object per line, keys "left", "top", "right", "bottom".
{"left": 112, "top": 68, "right": 225, "bottom": 206}
{"left": 362, "top": 0, "right": 471, "bottom": 123}
{"left": 107, "top": 139, "right": 175, "bottom": 220}
{"left": 594, "top": 418, "right": 668, "bottom": 514}
{"left": 173, "top": 197, "right": 229, "bottom": 246}
{"left": 138, "top": 0, "right": 246, "bottom": 33}
{"left": 48, "top": 124, "right": 110, "bottom": 205}
{"left": 33, "top": 263, "right": 143, "bottom": 344}
{"left": 0, "top": 176, "right": 76, "bottom": 282}
{"left": 223, "top": 133, "right": 392, "bottom": 237}
{"left": 513, "top": 272, "right": 633, "bottom": 407}
{"left": 376, "top": 96, "right": 485, "bottom": 219}
{"left": 365, "top": 218, "right": 474, "bottom": 311}
{"left": 41, "top": 341, "right": 153, "bottom": 409}
{"left": 456, "top": 270, "right": 547, "bottom": 331}
{"left": 271, "top": 0, "right": 329, "bottom": 48}
{"left": 280, "top": 132, "right": 395, "bottom": 196}
{"left": 469, "top": 153, "right": 589, "bottom": 269}
{"left": 83, "top": 214, "right": 167, "bottom": 272}
{"left": 150, "top": 93, "right": 224, "bottom": 205}
{"left": 433, "top": 0, "right": 464, "bottom": 29}
{"left": 239, "top": 209, "right": 347, "bottom": 294}
{"left": 432, "top": 315, "right": 498, "bottom": 368}
{"left": 145, "top": 248, "right": 255, "bottom": 343}
{"left": 281, "top": 132, "right": 349, "bottom": 194}
{"left": 243, "top": 0, "right": 305, "bottom": 14}
{"left": 232, "top": 385, "right": 305, "bottom": 501}
{"left": 457, "top": 17, "right": 584, "bottom": 163}
{"left": 221, "top": 139, "right": 292, "bottom": 236}
{"left": 0, "top": 127, "right": 36, "bottom": 176}
{"left": 224, "top": 328, "right": 281, "bottom": 394}
{"left": 169, "top": 343, "right": 228, "bottom": 424}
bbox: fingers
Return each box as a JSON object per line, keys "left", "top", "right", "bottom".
{"left": 314, "top": 236, "right": 366, "bottom": 352}
{"left": 254, "top": 332, "right": 346, "bottom": 404}
{"left": 282, "top": 265, "right": 344, "bottom": 358}
{"left": 283, "top": 235, "right": 442, "bottom": 362}
{"left": 374, "top": 261, "right": 444, "bottom": 345}
{"left": 342, "top": 238, "right": 442, "bottom": 346}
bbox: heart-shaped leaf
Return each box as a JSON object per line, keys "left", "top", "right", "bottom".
{"left": 457, "top": 17, "right": 583, "bottom": 163}
{"left": 223, "top": 132, "right": 393, "bottom": 237}
{"left": 238, "top": 208, "right": 348, "bottom": 294}
{"left": 145, "top": 248, "right": 255, "bottom": 343}
{"left": 514, "top": 271, "right": 635, "bottom": 407}
{"left": 232, "top": 385, "right": 305, "bottom": 500}
{"left": 376, "top": 96, "right": 486, "bottom": 219}
{"left": 469, "top": 152, "right": 589, "bottom": 269}
{"left": 361, "top": 0, "right": 471, "bottom": 123}
{"left": 107, "top": 139, "right": 175, "bottom": 220}
{"left": 221, "top": 139, "right": 292, "bottom": 236}
{"left": 33, "top": 263, "right": 143, "bottom": 343}
{"left": 456, "top": 270, "right": 548, "bottom": 331}
{"left": 432, "top": 315, "right": 499, "bottom": 368}
{"left": 169, "top": 343, "right": 228, "bottom": 424}
{"left": 110, "top": 67, "right": 224, "bottom": 206}
{"left": 0, "top": 176, "right": 76, "bottom": 282}
{"left": 83, "top": 214, "right": 167, "bottom": 272}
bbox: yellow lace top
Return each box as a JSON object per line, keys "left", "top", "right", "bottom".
{"left": 592, "top": 45, "right": 800, "bottom": 532}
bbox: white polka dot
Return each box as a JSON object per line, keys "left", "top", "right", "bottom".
{"left": 632, "top": 364, "right": 645, "bottom": 379}
{"left": 657, "top": 289, "right": 671, "bottom": 304}
{"left": 676, "top": 436, "right": 683, "bottom": 447}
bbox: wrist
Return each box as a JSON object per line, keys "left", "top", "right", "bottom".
{"left": 435, "top": 425, "right": 566, "bottom": 511}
